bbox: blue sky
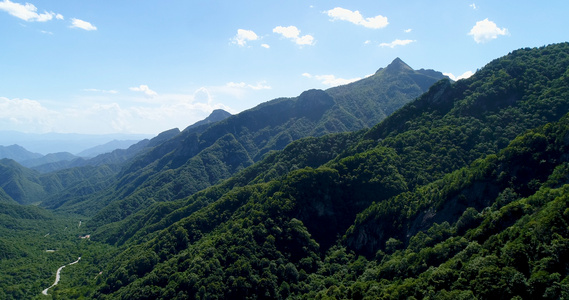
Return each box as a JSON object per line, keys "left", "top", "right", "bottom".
{"left": 0, "top": 0, "right": 567, "bottom": 134}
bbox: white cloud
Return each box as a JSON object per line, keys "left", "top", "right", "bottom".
{"left": 0, "top": 0, "right": 60, "bottom": 22}
{"left": 261, "top": 43, "right": 270, "bottom": 49}
{"left": 226, "top": 82, "right": 246, "bottom": 88}
{"left": 325, "top": 7, "right": 388, "bottom": 29}
{"left": 203, "top": 80, "right": 272, "bottom": 102}
{"left": 248, "top": 82, "right": 271, "bottom": 90}
{"left": 274, "top": 26, "right": 300, "bottom": 39}
{"left": 77, "top": 103, "right": 133, "bottom": 132}
{"left": 232, "top": 29, "right": 258, "bottom": 46}
{"left": 0, "top": 89, "right": 235, "bottom": 134}
{"left": 192, "top": 87, "right": 212, "bottom": 104}
{"left": 226, "top": 81, "right": 271, "bottom": 90}
{"left": 302, "top": 73, "right": 361, "bottom": 87}
{"left": 273, "top": 25, "right": 314, "bottom": 46}
{"left": 84, "top": 88, "right": 118, "bottom": 94}
{"left": 470, "top": 3, "right": 477, "bottom": 10}
{"left": 130, "top": 85, "right": 157, "bottom": 97}
{"left": 78, "top": 100, "right": 188, "bottom": 133}
{"left": 0, "top": 96, "right": 133, "bottom": 133}
{"left": 404, "top": 28, "right": 412, "bottom": 33}
{"left": 316, "top": 75, "right": 360, "bottom": 87}
{"left": 379, "top": 39, "right": 415, "bottom": 48}
{"left": 444, "top": 71, "right": 474, "bottom": 81}
{"left": 129, "top": 92, "right": 233, "bottom": 132}
{"left": 468, "top": 18, "right": 508, "bottom": 43}
{"left": 70, "top": 18, "right": 97, "bottom": 31}
{"left": 0, "top": 97, "right": 59, "bottom": 132}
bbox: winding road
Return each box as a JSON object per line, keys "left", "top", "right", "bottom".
{"left": 41, "top": 257, "right": 81, "bottom": 296}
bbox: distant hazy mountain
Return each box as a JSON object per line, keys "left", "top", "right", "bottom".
{"left": 0, "top": 144, "right": 42, "bottom": 162}
{"left": 27, "top": 110, "right": 231, "bottom": 174}
{"left": 77, "top": 140, "right": 142, "bottom": 158}
{"left": 20, "top": 152, "right": 79, "bottom": 168}
{"left": 0, "top": 131, "right": 153, "bottom": 155}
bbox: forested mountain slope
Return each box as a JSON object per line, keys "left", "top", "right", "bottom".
{"left": 327, "top": 57, "right": 445, "bottom": 126}
{"left": 98, "top": 116, "right": 569, "bottom": 299}
{"left": 0, "top": 158, "right": 46, "bottom": 205}
{"left": 89, "top": 43, "right": 569, "bottom": 299}
{"left": 0, "top": 157, "right": 120, "bottom": 207}
{"left": 328, "top": 110, "right": 569, "bottom": 299}
{"left": 98, "top": 43, "right": 569, "bottom": 249}
{"left": 65, "top": 59, "right": 444, "bottom": 228}
{"left": 36, "top": 128, "right": 184, "bottom": 212}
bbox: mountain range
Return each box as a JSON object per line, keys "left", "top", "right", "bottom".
{"left": 1, "top": 138, "right": 146, "bottom": 171}
{"left": 0, "top": 131, "right": 153, "bottom": 155}
{"left": 37, "top": 58, "right": 446, "bottom": 221}
{"left": 2, "top": 44, "right": 569, "bottom": 299}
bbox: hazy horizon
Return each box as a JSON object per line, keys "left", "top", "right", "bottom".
{"left": 0, "top": 130, "right": 154, "bottom": 155}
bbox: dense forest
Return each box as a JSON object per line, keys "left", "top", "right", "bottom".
{"left": 1, "top": 43, "right": 569, "bottom": 299}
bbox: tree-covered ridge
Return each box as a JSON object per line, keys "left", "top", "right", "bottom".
{"left": 95, "top": 109, "right": 569, "bottom": 300}
{"left": 87, "top": 43, "right": 569, "bottom": 299}
{"left": 322, "top": 112, "right": 569, "bottom": 299}
{"left": 356, "top": 43, "right": 569, "bottom": 188}
{"left": 91, "top": 131, "right": 361, "bottom": 247}
{"left": 70, "top": 59, "right": 442, "bottom": 229}
{"left": 327, "top": 57, "right": 444, "bottom": 127}
{"left": 347, "top": 111, "right": 569, "bottom": 254}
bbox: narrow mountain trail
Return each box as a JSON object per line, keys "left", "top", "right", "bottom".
{"left": 41, "top": 257, "right": 81, "bottom": 296}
